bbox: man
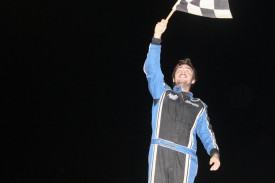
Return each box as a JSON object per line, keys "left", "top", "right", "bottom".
{"left": 144, "top": 19, "right": 221, "bottom": 183}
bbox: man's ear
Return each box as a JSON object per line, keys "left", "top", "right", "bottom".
{"left": 191, "top": 79, "right": 196, "bottom": 84}
{"left": 173, "top": 78, "right": 175, "bottom": 83}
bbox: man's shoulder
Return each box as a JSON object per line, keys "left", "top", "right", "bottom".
{"left": 190, "top": 96, "right": 208, "bottom": 108}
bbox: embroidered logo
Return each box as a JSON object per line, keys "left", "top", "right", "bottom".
{"left": 185, "top": 100, "right": 199, "bottom": 107}
{"left": 168, "top": 93, "right": 178, "bottom": 100}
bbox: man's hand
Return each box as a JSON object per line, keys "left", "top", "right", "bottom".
{"left": 209, "top": 154, "right": 221, "bottom": 171}
{"left": 154, "top": 19, "right": 168, "bottom": 39}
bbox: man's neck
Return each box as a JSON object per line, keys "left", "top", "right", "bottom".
{"left": 177, "top": 85, "right": 190, "bottom": 93}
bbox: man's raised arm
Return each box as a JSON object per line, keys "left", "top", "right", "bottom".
{"left": 143, "top": 19, "right": 169, "bottom": 99}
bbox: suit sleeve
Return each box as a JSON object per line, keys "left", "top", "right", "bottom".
{"left": 196, "top": 107, "right": 220, "bottom": 157}
{"left": 143, "top": 43, "right": 170, "bottom": 99}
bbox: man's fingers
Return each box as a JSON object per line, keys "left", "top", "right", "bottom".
{"left": 209, "top": 156, "right": 220, "bottom": 171}
{"left": 158, "top": 22, "right": 166, "bottom": 27}
{"left": 161, "top": 19, "right": 168, "bottom": 24}
{"left": 209, "top": 158, "right": 216, "bottom": 165}
{"left": 209, "top": 161, "right": 220, "bottom": 171}
{"left": 210, "top": 162, "right": 220, "bottom": 171}
{"left": 157, "top": 19, "right": 167, "bottom": 27}
{"left": 209, "top": 159, "right": 213, "bottom": 165}
{"left": 161, "top": 19, "right": 168, "bottom": 26}
{"left": 155, "top": 21, "right": 166, "bottom": 32}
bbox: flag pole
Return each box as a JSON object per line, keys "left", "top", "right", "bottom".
{"left": 166, "top": 9, "right": 175, "bottom": 21}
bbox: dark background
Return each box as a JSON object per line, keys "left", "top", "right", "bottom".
{"left": 2, "top": 0, "right": 274, "bottom": 182}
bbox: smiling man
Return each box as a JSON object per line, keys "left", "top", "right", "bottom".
{"left": 144, "top": 19, "right": 221, "bottom": 183}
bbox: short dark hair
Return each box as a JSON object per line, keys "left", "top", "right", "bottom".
{"left": 172, "top": 58, "right": 197, "bottom": 86}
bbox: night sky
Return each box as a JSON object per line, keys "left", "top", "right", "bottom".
{"left": 2, "top": 1, "right": 274, "bottom": 183}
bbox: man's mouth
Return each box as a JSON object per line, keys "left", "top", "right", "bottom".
{"left": 179, "top": 74, "right": 186, "bottom": 78}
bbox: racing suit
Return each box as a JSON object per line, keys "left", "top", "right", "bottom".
{"left": 144, "top": 40, "right": 220, "bottom": 183}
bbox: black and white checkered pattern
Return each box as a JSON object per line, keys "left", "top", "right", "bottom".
{"left": 173, "top": 0, "right": 232, "bottom": 18}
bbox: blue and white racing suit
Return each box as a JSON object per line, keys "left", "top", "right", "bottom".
{"left": 144, "top": 42, "right": 220, "bottom": 183}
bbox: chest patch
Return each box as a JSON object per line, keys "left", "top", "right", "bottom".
{"left": 168, "top": 93, "right": 178, "bottom": 100}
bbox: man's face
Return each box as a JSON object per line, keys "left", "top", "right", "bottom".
{"left": 173, "top": 64, "right": 195, "bottom": 86}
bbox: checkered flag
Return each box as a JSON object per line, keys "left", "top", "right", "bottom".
{"left": 171, "top": 0, "right": 232, "bottom": 19}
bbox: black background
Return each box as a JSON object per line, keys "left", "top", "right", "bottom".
{"left": 2, "top": 1, "right": 274, "bottom": 182}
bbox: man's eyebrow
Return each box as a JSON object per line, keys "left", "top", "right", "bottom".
{"left": 178, "top": 66, "right": 192, "bottom": 70}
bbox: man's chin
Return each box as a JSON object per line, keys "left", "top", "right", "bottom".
{"left": 175, "top": 80, "right": 188, "bottom": 85}
{"left": 175, "top": 82, "right": 191, "bottom": 87}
